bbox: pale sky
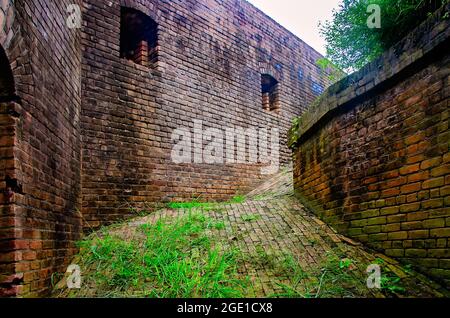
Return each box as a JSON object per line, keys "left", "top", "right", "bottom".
{"left": 247, "top": 0, "right": 342, "bottom": 55}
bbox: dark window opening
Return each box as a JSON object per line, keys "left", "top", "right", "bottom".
{"left": 0, "top": 45, "right": 16, "bottom": 102}
{"left": 261, "top": 74, "right": 280, "bottom": 111}
{"left": 120, "top": 7, "right": 158, "bottom": 68}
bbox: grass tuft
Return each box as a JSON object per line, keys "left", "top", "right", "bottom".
{"left": 55, "top": 212, "right": 248, "bottom": 298}
{"left": 167, "top": 195, "right": 247, "bottom": 210}
{"left": 241, "top": 214, "right": 261, "bottom": 222}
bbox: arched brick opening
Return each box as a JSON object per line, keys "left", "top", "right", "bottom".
{"left": 0, "top": 43, "right": 19, "bottom": 297}
{"left": 119, "top": 0, "right": 158, "bottom": 22}
{"left": 120, "top": 7, "right": 158, "bottom": 68}
{"left": 0, "top": 45, "right": 15, "bottom": 101}
{"left": 261, "top": 73, "right": 280, "bottom": 111}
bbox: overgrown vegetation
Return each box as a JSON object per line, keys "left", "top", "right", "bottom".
{"left": 320, "top": 0, "right": 448, "bottom": 72}
{"left": 288, "top": 116, "right": 303, "bottom": 148}
{"left": 53, "top": 212, "right": 248, "bottom": 298}
{"left": 167, "top": 195, "right": 246, "bottom": 210}
{"left": 316, "top": 57, "right": 345, "bottom": 83}
{"left": 289, "top": 0, "right": 448, "bottom": 147}
{"left": 241, "top": 214, "right": 261, "bottom": 222}
{"left": 53, "top": 206, "right": 418, "bottom": 298}
{"left": 270, "top": 252, "right": 375, "bottom": 298}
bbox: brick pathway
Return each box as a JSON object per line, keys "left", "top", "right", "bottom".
{"left": 123, "top": 167, "right": 447, "bottom": 298}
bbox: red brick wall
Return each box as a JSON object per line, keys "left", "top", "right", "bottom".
{"left": 291, "top": 7, "right": 450, "bottom": 287}
{"left": 81, "top": 0, "right": 329, "bottom": 228}
{"left": 0, "top": 0, "right": 19, "bottom": 297}
{"left": 1, "top": 0, "right": 330, "bottom": 296}
{"left": 0, "top": 0, "right": 83, "bottom": 297}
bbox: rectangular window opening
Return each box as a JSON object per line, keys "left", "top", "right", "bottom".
{"left": 261, "top": 74, "right": 280, "bottom": 112}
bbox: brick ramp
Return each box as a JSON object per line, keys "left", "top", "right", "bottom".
{"left": 55, "top": 168, "right": 447, "bottom": 297}
{"left": 121, "top": 167, "right": 447, "bottom": 298}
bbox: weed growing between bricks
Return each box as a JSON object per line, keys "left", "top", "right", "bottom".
{"left": 52, "top": 210, "right": 248, "bottom": 298}
{"left": 51, "top": 195, "right": 444, "bottom": 298}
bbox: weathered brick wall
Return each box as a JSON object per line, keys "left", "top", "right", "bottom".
{"left": 0, "top": 1, "right": 18, "bottom": 297}
{"left": 0, "top": 0, "right": 83, "bottom": 297}
{"left": 290, "top": 6, "right": 450, "bottom": 287}
{"left": 81, "top": 0, "right": 329, "bottom": 228}
{"left": 1, "top": 0, "right": 330, "bottom": 296}
{"left": 0, "top": 0, "right": 15, "bottom": 50}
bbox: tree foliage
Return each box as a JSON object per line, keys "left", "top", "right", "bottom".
{"left": 320, "top": 0, "right": 448, "bottom": 72}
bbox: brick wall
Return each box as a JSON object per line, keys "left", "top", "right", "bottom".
{"left": 0, "top": 0, "right": 15, "bottom": 50}
{"left": 290, "top": 6, "right": 450, "bottom": 287}
{"left": 1, "top": 0, "right": 330, "bottom": 296}
{"left": 0, "top": 0, "right": 83, "bottom": 297}
{"left": 81, "top": 0, "right": 329, "bottom": 229}
{"left": 0, "top": 0, "right": 18, "bottom": 295}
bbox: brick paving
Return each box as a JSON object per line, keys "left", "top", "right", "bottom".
{"left": 123, "top": 167, "right": 448, "bottom": 298}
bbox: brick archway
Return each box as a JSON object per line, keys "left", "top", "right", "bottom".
{"left": 0, "top": 42, "right": 19, "bottom": 297}
{"left": 0, "top": 45, "right": 15, "bottom": 101}
{"left": 120, "top": 0, "right": 158, "bottom": 23}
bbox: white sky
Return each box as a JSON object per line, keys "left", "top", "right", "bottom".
{"left": 246, "top": 0, "right": 342, "bottom": 55}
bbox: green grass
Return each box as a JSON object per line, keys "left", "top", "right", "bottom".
{"left": 339, "top": 258, "right": 354, "bottom": 270}
{"left": 380, "top": 273, "right": 405, "bottom": 294}
{"left": 212, "top": 221, "right": 226, "bottom": 230}
{"left": 241, "top": 214, "right": 261, "bottom": 222}
{"left": 403, "top": 264, "right": 413, "bottom": 274}
{"left": 52, "top": 203, "right": 415, "bottom": 298}
{"left": 370, "top": 258, "right": 406, "bottom": 294}
{"left": 55, "top": 211, "right": 248, "bottom": 298}
{"left": 167, "top": 195, "right": 246, "bottom": 210}
{"left": 269, "top": 251, "right": 374, "bottom": 298}
{"left": 167, "top": 200, "right": 214, "bottom": 210}
{"left": 230, "top": 195, "right": 246, "bottom": 204}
